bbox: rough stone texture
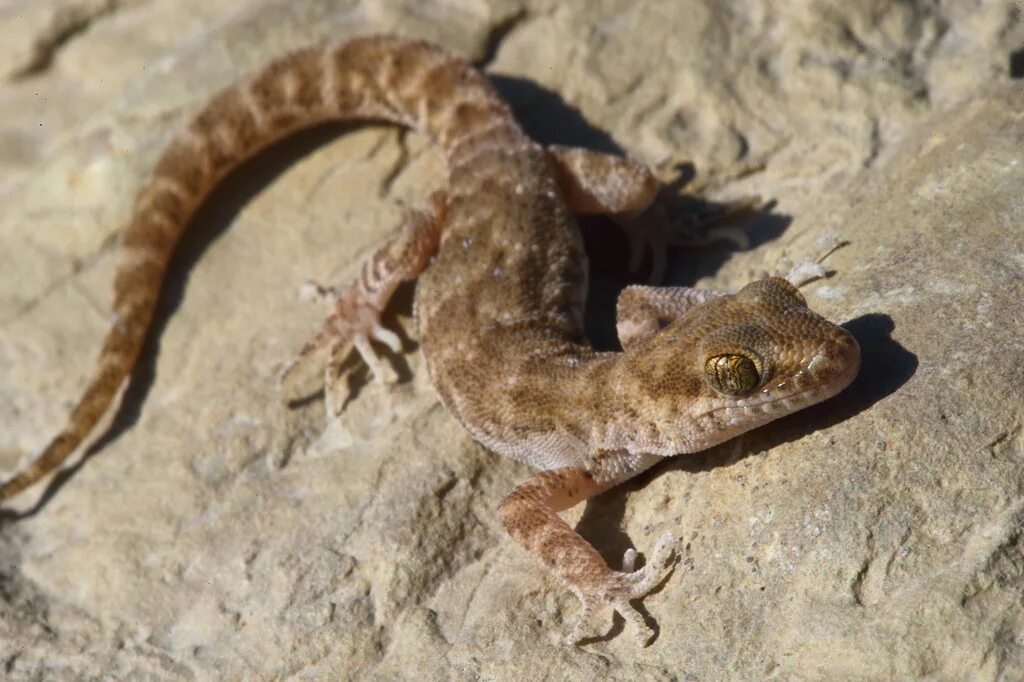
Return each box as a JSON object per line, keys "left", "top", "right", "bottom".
{"left": 1, "top": 0, "right": 1022, "bottom": 679}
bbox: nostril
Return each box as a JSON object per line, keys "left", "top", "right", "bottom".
{"left": 807, "top": 333, "right": 858, "bottom": 381}
{"left": 827, "top": 329, "right": 858, "bottom": 360}
{"left": 821, "top": 331, "right": 861, "bottom": 387}
{"left": 839, "top": 331, "right": 861, "bottom": 362}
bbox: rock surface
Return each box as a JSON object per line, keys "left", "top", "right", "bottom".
{"left": 1, "top": 0, "right": 1023, "bottom": 679}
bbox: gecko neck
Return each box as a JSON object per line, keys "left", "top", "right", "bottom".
{"left": 586, "top": 352, "right": 693, "bottom": 457}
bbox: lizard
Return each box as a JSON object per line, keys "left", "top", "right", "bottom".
{"left": 0, "top": 36, "right": 860, "bottom": 645}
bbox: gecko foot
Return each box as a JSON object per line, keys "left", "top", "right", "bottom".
{"left": 280, "top": 194, "right": 442, "bottom": 414}
{"left": 280, "top": 278, "right": 403, "bottom": 413}
{"left": 775, "top": 233, "right": 849, "bottom": 287}
{"left": 617, "top": 197, "right": 762, "bottom": 283}
{"left": 566, "top": 531, "right": 678, "bottom": 646}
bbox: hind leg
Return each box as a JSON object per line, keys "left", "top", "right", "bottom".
{"left": 281, "top": 191, "right": 445, "bottom": 414}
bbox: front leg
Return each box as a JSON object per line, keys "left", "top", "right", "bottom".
{"left": 614, "top": 235, "right": 849, "bottom": 350}
{"left": 616, "top": 285, "right": 728, "bottom": 350}
{"left": 498, "top": 464, "right": 676, "bottom": 645}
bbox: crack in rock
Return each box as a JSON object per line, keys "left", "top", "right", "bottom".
{"left": 8, "top": 0, "right": 140, "bottom": 80}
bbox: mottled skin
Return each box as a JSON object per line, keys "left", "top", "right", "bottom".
{"left": 2, "top": 36, "right": 860, "bottom": 645}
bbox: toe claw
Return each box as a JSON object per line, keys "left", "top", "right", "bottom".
{"left": 564, "top": 532, "right": 678, "bottom": 647}
{"left": 565, "top": 592, "right": 594, "bottom": 646}
{"left": 777, "top": 232, "right": 849, "bottom": 286}
{"left": 297, "top": 278, "right": 337, "bottom": 303}
{"left": 611, "top": 597, "right": 654, "bottom": 647}
{"left": 284, "top": 277, "right": 405, "bottom": 409}
{"left": 624, "top": 531, "right": 677, "bottom": 598}
{"left": 371, "top": 325, "right": 403, "bottom": 353}
{"left": 784, "top": 262, "right": 828, "bottom": 287}
{"left": 353, "top": 334, "right": 390, "bottom": 381}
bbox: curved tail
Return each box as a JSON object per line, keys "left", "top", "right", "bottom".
{"left": 1, "top": 36, "right": 514, "bottom": 503}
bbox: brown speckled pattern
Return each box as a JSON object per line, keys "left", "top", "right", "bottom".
{"left": 2, "top": 37, "right": 860, "bottom": 646}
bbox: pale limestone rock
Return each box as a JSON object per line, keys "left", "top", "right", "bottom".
{"left": 1, "top": 0, "right": 1022, "bottom": 679}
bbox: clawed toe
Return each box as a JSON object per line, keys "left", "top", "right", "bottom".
{"left": 622, "top": 532, "right": 677, "bottom": 598}
{"left": 611, "top": 597, "right": 655, "bottom": 647}
{"left": 297, "top": 278, "right": 338, "bottom": 303}
{"left": 564, "top": 592, "right": 595, "bottom": 646}
{"left": 280, "top": 278, "right": 404, "bottom": 411}
{"left": 776, "top": 233, "right": 849, "bottom": 287}
{"left": 566, "top": 532, "right": 678, "bottom": 646}
{"left": 278, "top": 195, "right": 442, "bottom": 413}
{"left": 351, "top": 330, "right": 395, "bottom": 381}
{"left": 616, "top": 196, "right": 762, "bottom": 283}
{"left": 783, "top": 261, "right": 828, "bottom": 287}
{"left": 369, "top": 324, "right": 402, "bottom": 354}
{"left": 622, "top": 547, "right": 638, "bottom": 573}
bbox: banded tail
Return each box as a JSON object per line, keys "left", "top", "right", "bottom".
{"left": 2, "top": 36, "right": 518, "bottom": 503}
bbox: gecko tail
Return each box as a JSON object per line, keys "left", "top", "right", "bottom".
{"left": 1, "top": 353, "right": 131, "bottom": 502}
{"left": 2, "top": 37, "right": 505, "bottom": 504}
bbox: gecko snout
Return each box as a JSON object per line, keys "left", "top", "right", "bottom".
{"left": 806, "top": 327, "right": 860, "bottom": 396}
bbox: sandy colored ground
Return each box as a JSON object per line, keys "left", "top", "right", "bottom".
{"left": 1, "top": 1, "right": 1023, "bottom": 679}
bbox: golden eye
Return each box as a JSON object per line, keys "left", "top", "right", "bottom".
{"left": 704, "top": 354, "right": 760, "bottom": 396}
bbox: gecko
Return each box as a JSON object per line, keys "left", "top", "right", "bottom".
{"left": 1, "top": 36, "right": 860, "bottom": 645}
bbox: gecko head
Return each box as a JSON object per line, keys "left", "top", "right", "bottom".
{"left": 632, "top": 277, "right": 860, "bottom": 451}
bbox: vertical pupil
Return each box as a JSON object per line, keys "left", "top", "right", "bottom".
{"left": 724, "top": 357, "right": 742, "bottom": 391}
{"left": 724, "top": 357, "right": 742, "bottom": 390}
{"left": 706, "top": 354, "right": 757, "bottom": 394}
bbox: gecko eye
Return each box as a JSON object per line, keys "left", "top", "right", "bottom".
{"left": 704, "top": 353, "right": 760, "bottom": 396}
